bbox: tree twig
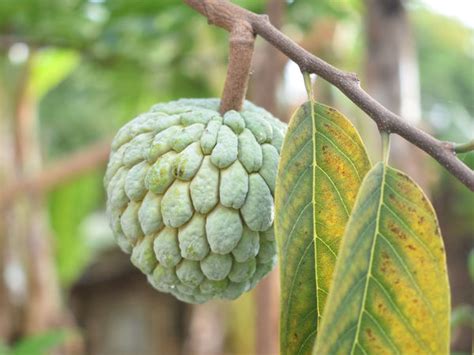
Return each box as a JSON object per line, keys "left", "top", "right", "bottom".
{"left": 0, "top": 140, "right": 111, "bottom": 210}
{"left": 220, "top": 20, "right": 255, "bottom": 113}
{"left": 183, "top": 0, "right": 474, "bottom": 191}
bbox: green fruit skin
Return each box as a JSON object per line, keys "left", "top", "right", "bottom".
{"left": 105, "top": 98, "right": 286, "bottom": 304}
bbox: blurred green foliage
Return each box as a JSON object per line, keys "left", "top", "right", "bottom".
{"left": 48, "top": 171, "right": 103, "bottom": 284}
{"left": 414, "top": 10, "right": 474, "bottom": 121}
{"left": 451, "top": 304, "right": 474, "bottom": 331}
{"left": 0, "top": 330, "right": 66, "bottom": 355}
{"left": 411, "top": 10, "right": 474, "bottom": 235}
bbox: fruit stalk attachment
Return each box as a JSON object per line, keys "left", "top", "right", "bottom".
{"left": 220, "top": 20, "right": 255, "bottom": 114}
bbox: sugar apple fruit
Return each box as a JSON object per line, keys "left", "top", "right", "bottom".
{"left": 104, "top": 98, "right": 286, "bottom": 303}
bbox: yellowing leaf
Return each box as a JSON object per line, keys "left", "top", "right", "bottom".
{"left": 275, "top": 102, "right": 371, "bottom": 354}
{"left": 314, "top": 162, "right": 450, "bottom": 354}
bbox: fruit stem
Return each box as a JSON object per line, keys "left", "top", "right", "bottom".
{"left": 219, "top": 20, "right": 255, "bottom": 114}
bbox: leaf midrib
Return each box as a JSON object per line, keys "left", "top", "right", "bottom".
{"left": 349, "top": 163, "right": 387, "bottom": 354}
{"left": 311, "top": 101, "right": 322, "bottom": 328}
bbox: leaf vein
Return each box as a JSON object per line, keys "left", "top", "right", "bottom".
{"left": 311, "top": 100, "right": 321, "bottom": 327}
{"left": 384, "top": 183, "right": 431, "bottom": 219}
{"left": 377, "top": 232, "right": 435, "bottom": 315}
{"left": 316, "top": 130, "right": 362, "bottom": 182}
{"left": 381, "top": 202, "right": 436, "bottom": 262}
{"left": 283, "top": 238, "right": 314, "bottom": 336}
{"left": 315, "top": 110, "right": 364, "bottom": 149}
{"left": 316, "top": 165, "right": 350, "bottom": 216}
{"left": 282, "top": 200, "right": 312, "bottom": 254}
{"left": 296, "top": 328, "right": 317, "bottom": 355}
{"left": 370, "top": 275, "right": 429, "bottom": 350}
{"left": 281, "top": 139, "right": 311, "bottom": 173}
{"left": 363, "top": 310, "right": 400, "bottom": 354}
{"left": 315, "top": 236, "right": 337, "bottom": 258}
{"left": 358, "top": 343, "right": 369, "bottom": 355}
{"left": 281, "top": 165, "right": 311, "bottom": 212}
{"left": 350, "top": 165, "right": 385, "bottom": 355}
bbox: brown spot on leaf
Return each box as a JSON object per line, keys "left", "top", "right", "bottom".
{"left": 420, "top": 195, "right": 431, "bottom": 210}
{"left": 380, "top": 256, "right": 396, "bottom": 275}
{"left": 388, "top": 221, "right": 407, "bottom": 240}
{"left": 396, "top": 171, "right": 410, "bottom": 181}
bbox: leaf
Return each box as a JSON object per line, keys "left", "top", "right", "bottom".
{"left": 314, "top": 162, "right": 450, "bottom": 354}
{"left": 275, "top": 101, "right": 371, "bottom": 354}
{"left": 12, "top": 330, "right": 66, "bottom": 355}
{"left": 49, "top": 170, "right": 104, "bottom": 286}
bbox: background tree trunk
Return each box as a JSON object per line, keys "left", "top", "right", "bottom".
{"left": 0, "top": 55, "right": 68, "bottom": 347}
{"left": 249, "top": 1, "right": 286, "bottom": 354}
{"left": 364, "top": 0, "right": 432, "bottom": 190}
{"left": 0, "top": 62, "right": 19, "bottom": 340}
{"left": 365, "top": 1, "right": 472, "bottom": 352}
{"left": 14, "top": 58, "right": 63, "bottom": 336}
{"left": 249, "top": 0, "right": 287, "bottom": 119}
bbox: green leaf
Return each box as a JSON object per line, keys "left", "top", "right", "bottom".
{"left": 12, "top": 330, "right": 66, "bottom": 355}
{"left": 48, "top": 170, "right": 104, "bottom": 286}
{"left": 314, "top": 162, "right": 450, "bottom": 354}
{"left": 275, "top": 101, "right": 371, "bottom": 354}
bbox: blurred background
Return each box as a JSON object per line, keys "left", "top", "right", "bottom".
{"left": 0, "top": 0, "right": 473, "bottom": 354}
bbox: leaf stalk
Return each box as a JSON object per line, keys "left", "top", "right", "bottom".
{"left": 454, "top": 140, "right": 474, "bottom": 154}
{"left": 381, "top": 131, "right": 391, "bottom": 165}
